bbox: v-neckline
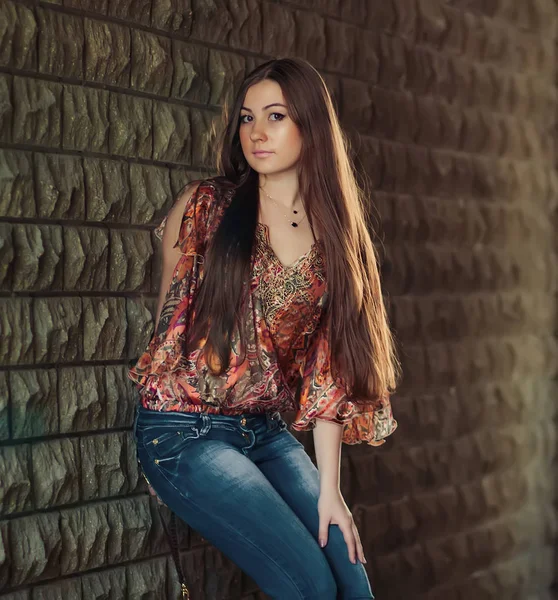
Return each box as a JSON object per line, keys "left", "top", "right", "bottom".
{"left": 257, "top": 222, "right": 320, "bottom": 270}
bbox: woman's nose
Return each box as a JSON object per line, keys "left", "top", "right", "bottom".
{"left": 250, "top": 122, "right": 267, "bottom": 142}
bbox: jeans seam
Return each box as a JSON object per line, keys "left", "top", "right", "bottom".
{"left": 144, "top": 453, "right": 311, "bottom": 599}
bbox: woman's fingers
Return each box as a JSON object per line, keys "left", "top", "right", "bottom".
{"left": 148, "top": 484, "right": 164, "bottom": 505}
{"left": 339, "top": 519, "right": 358, "bottom": 564}
{"left": 352, "top": 522, "right": 366, "bottom": 564}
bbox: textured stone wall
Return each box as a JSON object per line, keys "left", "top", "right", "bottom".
{"left": 0, "top": 0, "right": 556, "bottom": 599}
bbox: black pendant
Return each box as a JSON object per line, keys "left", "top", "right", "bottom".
{"left": 291, "top": 222, "right": 298, "bottom": 227}
{"left": 293, "top": 210, "right": 298, "bottom": 214}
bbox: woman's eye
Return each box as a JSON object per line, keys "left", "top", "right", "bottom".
{"left": 240, "top": 114, "right": 251, "bottom": 124}
{"left": 270, "top": 113, "right": 285, "bottom": 121}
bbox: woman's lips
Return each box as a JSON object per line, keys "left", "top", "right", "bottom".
{"left": 253, "top": 151, "right": 273, "bottom": 157}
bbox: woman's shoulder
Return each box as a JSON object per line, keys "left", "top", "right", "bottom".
{"left": 193, "top": 175, "right": 236, "bottom": 200}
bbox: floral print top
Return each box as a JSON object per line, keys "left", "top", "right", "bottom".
{"left": 128, "top": 177, "right": 397, "bottom": 446}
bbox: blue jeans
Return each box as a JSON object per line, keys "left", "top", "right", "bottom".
{"left": 133, "top": 404, "right": 374, "bottom": 600}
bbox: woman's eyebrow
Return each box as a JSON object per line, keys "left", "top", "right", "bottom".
{"left": 240, "top": 103, "right": 288, "bottom": 112}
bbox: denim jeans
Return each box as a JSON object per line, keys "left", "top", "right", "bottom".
{"left": 133, "top": 404, "right": 374, "bottom": 600}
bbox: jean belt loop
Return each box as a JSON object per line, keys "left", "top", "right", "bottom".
{"left": 265, "top": 411, "right": 277, "bottom": 430}
{"left": 199, "top": 413, "right": 212, "bottom": 435}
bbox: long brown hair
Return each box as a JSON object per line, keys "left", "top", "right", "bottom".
{"left": 189, "top": 57, "right": 399, "bottom": 400}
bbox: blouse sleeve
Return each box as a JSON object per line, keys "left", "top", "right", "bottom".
{"left": 153, "top": 180, "right": 206, "bottom": 255}
{"left": 291, "top": 321, "right": 397, "bottom": 446}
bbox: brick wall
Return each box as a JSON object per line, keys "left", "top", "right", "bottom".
{"left": 0, "top": 0, "right": 556, "bottom": 599}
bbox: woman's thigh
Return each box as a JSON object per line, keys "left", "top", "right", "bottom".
{"left": 136, "top": 421, "right": 337, "bottom": 600}
{"left": 253, "top": 432, "right": 374, "bottom": 600}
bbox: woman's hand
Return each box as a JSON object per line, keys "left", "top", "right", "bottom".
{"left": 148, "top": 483, "right": 166, "bottom": 506}
{"left": 317, "top": 488, "right": 366, "bottom": 565}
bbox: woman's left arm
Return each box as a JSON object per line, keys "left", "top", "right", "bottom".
{"left": 313, "top": 419, "right": 366, "bottom": 565}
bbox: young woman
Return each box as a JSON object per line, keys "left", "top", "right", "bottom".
{"left": 130, "top": 57, "right": 399, "bottom": 599}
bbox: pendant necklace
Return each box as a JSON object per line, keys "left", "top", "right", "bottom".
{"left": 260, "top": 187, "right": 307, "bottom": 228}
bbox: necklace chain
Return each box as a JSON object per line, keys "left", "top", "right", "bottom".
{"left": 260, "top": 187, "right": 307, "bottom": 228}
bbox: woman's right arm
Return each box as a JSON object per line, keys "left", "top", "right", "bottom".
{"left": 145, "top": 181, "right": 200, "bottom": 506}
{"left": 153, "top": 181, "right": 201, "bottom": 331}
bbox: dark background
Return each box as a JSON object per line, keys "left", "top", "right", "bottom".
{"left": 0, "top": 0, "right": 556, "bottom": 598}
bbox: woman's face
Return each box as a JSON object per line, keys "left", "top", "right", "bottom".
{"left": 239, "top": 79, "right": 303, "bottom": 176}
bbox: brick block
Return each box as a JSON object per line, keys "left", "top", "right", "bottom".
{"left": 0, "top": 372, "right": 7, "bottom": 441}
{"left": 35, "top": 154, "right": 85, "bottom": 219}
{"left": 179, "top": 549, "right": 207, "bottom": 598}
{"left": 190, "top": 0, "right": 234, "bottom": 45}
{"left": 82, "top": 297, "right": 126, "bottom": 360}
{"left": 0, "top": 74, "right": 12, "bottom": 144}
{"left": 0, "top": 444, "right": 32, "bottom": 516}
{"left": 377, "top": 34, "right": 407, "bottom": 89}
{"left": 58, "top": 505, "right": 110, "bottom": 574}
{"left": 291, "top": 0, "right": 339, "bottom": 17}
{"left": 208, "top": 49, "right": 245, "bottom": 107}
{"left": 370, "top": 88, "right": 417, "bottom": 143}
{"left": 129, "top": 163, "right": 172, "bottom": 225}
{"left": 10, "top": 369, "right": 58, "bottom": 438}
{"left": 32, "top": 437, "right": 80, "bottom": 509}
{"left": 262, "top": 2, "right": 295, "bottom": 58}
{"left": 190, "top": 108, "right": 221, "bottom": 168}
{"left": 228, "top": 0, "right": 262, "bottom": 53}
{"left": 62, "top": 84, "right": 110, "bottom": 153}
{"left": 12, "top": 77, "right": 61, "bottom": 146}
{"left": 151, "top": 0, "right": 192, "bottom": 35}
{"left": 171, "top": 41, "right": 210, "bottom": 103}
{"left": 108, "top": 0, "right": 151, "bottom": 25}
{"left": 202, "top": 545, "right": 243, "bottom": 597}
{"left": 0, "top": 299, "right": 34, "bottom": 365}
{"left": 109, "top": 93, "right": 152, "bottom": 159}
{"left": 152, "top": 102, "right": 190, "bottom": 163}
{"left": 339, "top": 0, "right": 367, "bottom": 24}
{"left": 126, "top": 556, "right": 169, "bottom": 596}
{"left": 58, "top": 367, "right": 105, "bottom": 433}
{"left": 81, "top": 434, "right": 128, "bottom": 500}
{"left": 9, "top": 512, "right": 62, "bottom": 585}
{"left": 31, "top": 578, "right": 81, "bottom": 599}
{"left": 366, "top": 0, "right": 396, "bottom": 30}
{"left": 81, "top": 566, "right": 127, "bottom": 599}
{"left": 353, "top": 29, "right": 381, "bottom": 83}
{"left": 126, "top": 298, "right": 156, "bottom": 359}
{"left": 105, "top": 365, "right": 137, "bottom": 428}
{"left": 0, "top": 0, "right": 37, "bottom": 70}
{"left": 0, "top": 523, "right": 9, "bottom": 587}
{"left": 83, "top": 157, "right": 130, "bottom": 222}
{"left": 63, "top": 226, "right": 109, "bottom": 291}
{"left": 0, "top": 150, "right": 34, "bottom": 218}
{"left": 170, "top": 168, "right": 206, "bottom": 197}
{"left": 33, "top": 297, "right": 82, "bottom": 364}
{"left": 416, "top": 0, "right": 447, "bottom": 47}
{"left": 325, "top": 20, "right": 358, "bottom": 75}
{"left": 12, "top": 225, "right": 64, "bottom": 291}
{"left": 109, "top": 229, "right": 153, "bottom": 292}
{"left": 65, "top": 0, "right": 107, "bottom": 13}
{"left": 291, "top": 10, "right": 326, "bottom": 71}
{"left": 105, "top": 498, "right": 155, "bottom": 563}
{"left": 0, "top": 224, "right": 13, "bottom": 291}
{"left": 131, "top": 30, "right": 172, "bottom": 95}
{"left": 339, "top": 79, "right": 372, "bottom": 132}
{"left": 84, "top": 18, "right": 131, "bottom": 86}
{"left": 0, "top": 590, "right": 29, "bottom": 600}
{"left": 37, "top": 8, "right": 84, "bottom": 78}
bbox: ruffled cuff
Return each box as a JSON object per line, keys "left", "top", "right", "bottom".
{"left": 292, "top": 391, "right": 397, "bottom": 446}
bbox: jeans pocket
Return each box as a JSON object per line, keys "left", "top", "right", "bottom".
{"left": 139, "top": 424, "right": 201, "bottom": 465}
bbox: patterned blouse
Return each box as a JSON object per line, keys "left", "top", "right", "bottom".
{"left": 129, "top": 177, "right": 397, "bottom": 446}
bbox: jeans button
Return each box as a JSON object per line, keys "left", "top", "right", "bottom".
{"left": 240, "top": 417, "right": 247, "bottom": 426}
